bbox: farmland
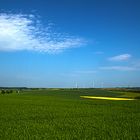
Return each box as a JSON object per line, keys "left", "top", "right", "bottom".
{"left": 0, "top": 88, "right": 140, "bottom": 140}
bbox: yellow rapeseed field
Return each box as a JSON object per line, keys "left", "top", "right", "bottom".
{"left": 80, "top": 96, "right": 135, "bottom": 101}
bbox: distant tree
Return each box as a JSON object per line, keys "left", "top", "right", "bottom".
{"left": 0, "top": 89, "right": 13, "bottom": 94}
{"left": 135, "top": 96, "right": 140, "bottom": 99}
{"left": 1, "top": 90, "right": 5, "bottom": 94}
{"left": 9, "top": 90, "right": 13, "bottom": 93}
{"left": 6, "top": 90, "right": 10, "bottom": 94}
{"left": 16, "top": 90, "right": 20, "bottom": 93}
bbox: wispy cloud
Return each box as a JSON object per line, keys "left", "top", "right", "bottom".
{"left": 108, "top": 54, "right": 131, "bottom": 61}
{"left": 100, "top": 66, "right": 138, "bottom": 71}
{"left": 0, "top": 13, "right": 85, "bottom": 53}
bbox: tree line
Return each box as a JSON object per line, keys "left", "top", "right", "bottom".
{"left": 0, "top": 89, "right": 13, "bottom": 94}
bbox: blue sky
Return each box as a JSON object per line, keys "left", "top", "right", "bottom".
{"left": 0, "top": 0, "right": 140, "bottom": 88}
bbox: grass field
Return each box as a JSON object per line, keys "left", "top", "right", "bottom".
{"left": 0, "top": 89, "right": 140, "bottom": 140}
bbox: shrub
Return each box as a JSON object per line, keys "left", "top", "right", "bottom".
{"left": 1, "top": 90, "right": 5, "bottom": 94}
{"left": 0, "top": 89, "right": 13, "bottom": 94}
{"left": 134, "top": 96, "right": 140, "bottom": 99}
{"left": 9, "top": 90, "right": 13, "bottom": 93}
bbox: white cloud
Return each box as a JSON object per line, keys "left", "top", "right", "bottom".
{"left": 108, "top": 54, "right": 131, "bottom": 61}
{"left": 0, "top": 13, "right": 85, "bottom": 53}
{"left": 100, "top": 66, "right": 137, "bottom": 71}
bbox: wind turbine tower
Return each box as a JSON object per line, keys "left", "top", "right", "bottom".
{"left": 76, "top": 82, "right": 78, "bottom": 89}
{"left": 92, "top": 81, "right": 95, "bottom": 88}
{"left": 101, "top": 82, "right": 104, "bottom": 88}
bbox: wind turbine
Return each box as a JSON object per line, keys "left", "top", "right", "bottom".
{"left": 101, "top": 82, "right": 104, "bottom": 88}
{"left": 75, "top": 82, "right": 78, "bottom": 89}
{"left": 92, "top": 81, "right": 95, "bottom": 88}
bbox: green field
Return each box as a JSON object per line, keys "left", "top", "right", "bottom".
{"left": 0, "top": 89, "right": 140, "bottom": 140}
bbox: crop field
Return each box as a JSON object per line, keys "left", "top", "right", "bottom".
{"left": 0, "top": 88, "right": 140, "bottom": 140}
